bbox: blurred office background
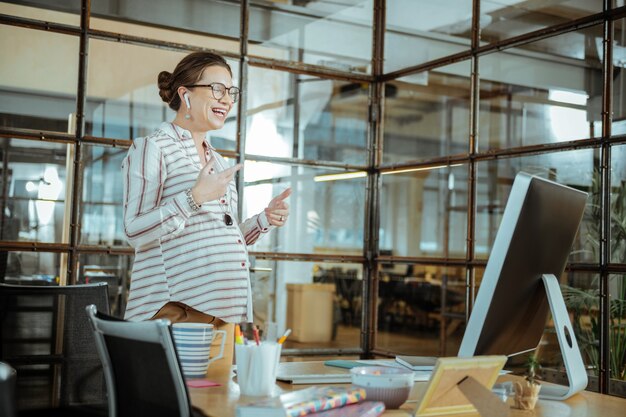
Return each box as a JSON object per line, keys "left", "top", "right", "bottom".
{"left": 1, "top": 0, "right": 625, "bottom": 397}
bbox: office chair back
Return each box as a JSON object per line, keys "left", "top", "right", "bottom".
{"left": 0, "top": 361, "right": 17, "bottom": 417}
{"left": 0, "top": 283, "right": 109, "bottom": 411}
{"left": 86, "top": 305, "right": 192, "bottom": 417}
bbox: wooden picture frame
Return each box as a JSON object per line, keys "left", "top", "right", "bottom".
{"left": 415, "top": 355, "right": 507, "bottom": 416}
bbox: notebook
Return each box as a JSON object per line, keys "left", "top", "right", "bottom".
{"left": 277, "top": 361, "right": 368, "bottom": 384}
{"left": 395, "top": 355, "right": 438, "bottom": 371}
{"left": 276, "top": 360, "right": 432, "bottom": 384}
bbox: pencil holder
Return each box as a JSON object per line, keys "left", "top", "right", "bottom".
{"left": 235, "top": 342, "right": 282, "bottom": 396}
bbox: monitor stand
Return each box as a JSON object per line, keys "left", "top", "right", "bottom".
{"left": 539, "top": 274, "right": 588, "bottom": 400}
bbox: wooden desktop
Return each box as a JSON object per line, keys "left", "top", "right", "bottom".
{"left": 190, "top": 361, "right": 626, "bottom": 417}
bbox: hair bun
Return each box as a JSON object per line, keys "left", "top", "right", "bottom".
{"left": 158, "top": 71, "right": 174, "bottom": 103}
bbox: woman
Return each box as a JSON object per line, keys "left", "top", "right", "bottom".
{"left": 122, "top": 52, "right": 290, "bottom": 367}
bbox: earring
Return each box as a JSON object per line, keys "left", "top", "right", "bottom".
{"left": 185, "top": 112, "right": 191, "bottom": 120}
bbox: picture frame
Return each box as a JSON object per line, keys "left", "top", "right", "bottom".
{"left": 414, "top": 355, "right": 507, "bottom": 416}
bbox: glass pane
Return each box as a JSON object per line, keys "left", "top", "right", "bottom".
{"left": 251, "top": 259, "right": 362, "bottom": 351}
{"left": 480, "top": 0, "right": 603, "bottom": 44}
{"left": 81, "top": 145, "right": 127, "bottom": 246}
{"left": 249, "top": 1, "right": 371, "bottom": 73}
{"left": 0, "top": 251, "right": 62, "bottom": 284}
{"left": 86, "top": 39, "right": 239, "bottom": 149}
{"left": 90, "top": 14, "right": 239, "bottom": 54}
{"left": 384, "top": 1, "right": 471, "bottom": 73}
{"left": 79, "top": 253, "right": 133, "bottom": 318}
{"left": 244, "top": 162, "right": 365, "bottom": 255}
{"left": 614, "top": 18, "right": 626, "bottom": 136}
{"left": 479, "top": 25, "right": 604, "bottom": 151}
{"left": 475, "top": 150, "right": 597, "bottom": 262}
{"left": 0, "top": 24, "right": 79, "bottom": 132}
{"left": 608, "top": 274, "right": 626, "bottom": 396}
{"left": 246, "top": 67, "right": 369, "bottom": 165}
{"left": 91, "top": 0, "right": 240, "bottom": 42}
{"left": 377, "top": 264, "right": 466, "bottom": 357}
{"left": 0, "top": 1, "right": 80, "bottom": 25}
{"left": 557, "top": 271, "right": 600, "bottom": 392}
{"left": 0, "top": 138, "right": 69, "bottom": 243}
{"left": 611, "top": 145, "right": 626, "bottom": 264}
{"left": 380, "top": 164, "right": 468, "bottom": 258}
{"left": 383, "top": 61, "right": 471, "bottom": 164}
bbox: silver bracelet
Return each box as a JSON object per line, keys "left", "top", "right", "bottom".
{"left": 185, "top": 189, "right": 201, "bottom": 212}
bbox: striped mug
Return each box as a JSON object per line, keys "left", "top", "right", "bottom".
{"left": 172, "top": 323, "right": 226, "bottom": 379}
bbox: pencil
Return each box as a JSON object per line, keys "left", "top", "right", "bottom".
{"left": 277, "top": 328, "right": 292, "bottom": 344}
{"left": 235, "top": 324, "right": 244, "bottom": 345}
{"left": 252, "top": 325, "right": 260, "bottom": 346}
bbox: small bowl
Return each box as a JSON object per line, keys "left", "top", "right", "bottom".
{"left": 350, "top": 366, "right": 414, "bottom": 409}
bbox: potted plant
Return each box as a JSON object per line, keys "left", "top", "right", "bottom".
{"left": 513, "top": 354, "right": 542, "bottom": 410}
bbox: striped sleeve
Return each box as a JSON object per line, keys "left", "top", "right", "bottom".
{"left": 239, "top": 211, "right": 274, "bottom": 245}
{"left": 122, "top": 136, "right": 193, "bottom": 248}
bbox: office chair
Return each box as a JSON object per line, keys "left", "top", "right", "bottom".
{"left": 0, "top": 283, "right": 109, "bottom": 416}
{"left": 85, "top": 305, "right": 207, "bottom": 417}
{"left": 0, "top": 361, "right": 17, "bottom": 417}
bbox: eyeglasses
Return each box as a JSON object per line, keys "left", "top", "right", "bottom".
{"left": 186, "top": 83, "right": 241, "bottom": 103}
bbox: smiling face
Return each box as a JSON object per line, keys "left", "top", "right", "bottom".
{"left": 183, "top": 65, "right": 235, "bottom": 132}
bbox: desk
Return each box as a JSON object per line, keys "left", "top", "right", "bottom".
{"left": 190, "top": 361, "right": 626, "bottom": 417}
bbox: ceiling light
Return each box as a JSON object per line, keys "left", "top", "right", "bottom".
{"left": 314, "top": 171, "right": 367, "bottom": 182}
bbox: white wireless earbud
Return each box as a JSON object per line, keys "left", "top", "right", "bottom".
{"left": 183, "top": 92, "right": 191, "bottom": 109}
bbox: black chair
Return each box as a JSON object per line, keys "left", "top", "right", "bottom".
{"left": 85, "top": 305, "right": 207, "bottom": 417}
{"left": 0, "top": 283, "right": 109, "bottom": 416}
{"left": 0, "top": 361, "right": 17, "bottom": 417}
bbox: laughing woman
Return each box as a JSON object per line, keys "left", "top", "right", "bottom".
{"left": 122, "top": 52, "right": 291, "bottom": 368}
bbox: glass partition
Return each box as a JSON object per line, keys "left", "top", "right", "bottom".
{"left": 85, "top": 39, "right": 239, "bottom": 147}
{"left": 384, "top": 1, "right": 471, "bottom": 73}
{"left": 0, "top": 250, "right": 62, "bottom": 285}
{"left": 81, "top": 144, "right": 127, "bottom": 246}
{"left": 90, "top": 9, "right": 239, "bottom": 54}
{"left": 608, "top": 274, "right": 626, "bottom": 395}
{"left": 246, "top": 67, "right": 369, "bottom": 165}
{"left": 376, "top": 264, "right": 466, "bottom": 357}
{"left": 243, "top": 162, "right": 365, "bottom": 255}
{"left": 475, "top": 149, "right": 597, "bottom": 261}
{"left": 250, "top": 258, "right": 363, "bottom": 351}
{"left": 0, "top": 1, "right": 80, "bottom": 25}
{"left": 479, "top": 25, "right": 604, "bottom": 151}
{"left": 0, "top": 24, "right": 79, "bottom": 133}
{"left": 379, "top": 164, "right": 468, "bottom": 258}
{"left": 79, "top": 253, "right": 133, "bottom": 318}
{"left": 480, "top": 0, "right": 603, "bottom": 44}
{"left": 249, "top": 1, "right": 372, "bottom": 73}
{"left": 0, "top": 138, "right": 69, "bottom": 244}
{"left": 614, "top": 18, "right": 626, "bottom": 136}
{"left": 611, "top": 144, "right": 626, "bottom": 264}
{"left": 91, "top": 0, "right": 241, "bottom": 42}
{"left": 383, "top": 61, "right": 471, "bottom": 164}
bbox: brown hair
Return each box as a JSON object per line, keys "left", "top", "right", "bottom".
{"left": 158, "top": 52, "right": 233, "bottom": 111}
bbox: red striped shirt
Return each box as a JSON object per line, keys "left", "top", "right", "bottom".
{"left": 122, "top": 123, "right": 273, "bottom": 322}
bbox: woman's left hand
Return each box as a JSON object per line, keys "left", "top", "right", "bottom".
{"left": 265, "top": 188, "right": 292, "bottom": 227}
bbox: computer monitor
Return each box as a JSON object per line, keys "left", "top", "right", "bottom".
{"left": 458, "top": 172, "right": 589, "bottom": 400}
